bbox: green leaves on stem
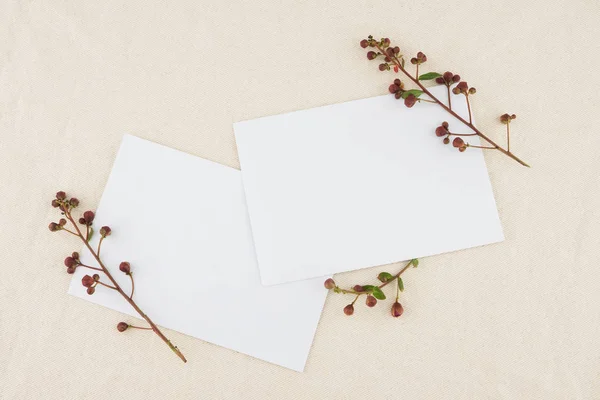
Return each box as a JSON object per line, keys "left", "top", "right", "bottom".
{"left": 418, "top": 72, "right": 441, "bottom": 81}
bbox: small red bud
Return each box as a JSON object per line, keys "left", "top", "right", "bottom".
{"left": 378, "top": 63, "right": 388, "bottom": 71}
{"left": 511, "top": 114, "right": 517, "bottom": 120}
{"left": 410, "top": 57, "right": 418, "bottom": 65}
{"left": 393, "top": 46, "right": 400, "bottom": 54}
{"left": 48, "top": 222, "right": 61, "bottom": 232}
{"left": 70, "top": 198, "right": 79, "bottom": 207}
{"left": 66, "top": 267, "right": 76, "bottom": 274}
{"left": 78, "top": 217, "right": 86, "bottom": 224}
{"left": 343, "top": 304, "right": 354, "bottom": 316}
{"left": 435, "top": 77, "right": 445, "bottom": 84}
{"left": 86, "top": 287, "right": 95, "bottom": 295}
{"left": 500, "top": 113, "right": 510, "bottom": 124}
{"left": 117, "top": 322, "right": 129, "bottom": 332}
{"left": 394, "top": 92, "right": 402, "bottom": 99}
{"left": 81, "top": 275, "right": 95, "bottom": 287}
{"left": 99, "top": 226, "right": 111, "bottom": 237}
{"left": 82, "top": 211, "right": 95, "bottom": 225}
{"left": 367, "top": 51, "right": 377, "bottom": 60}
{"left": 51, "top": 199, "right": 60, "bottom": 208}
{"left": 324, "top": 278, "right": 336, "bottom": 289}
{"left": 383, "top": 38, "right": 391, "bottom": 47}
{"left": 442, "top": 71, "right": 453, "bottom": 83}
{"left": 353, "top": 285, "right": 364, "bottom": 292}
{"left": 459, "top": 146, "right": 467, "bottom": 152}
{"left": 391, "top": 302, "right": 404, "bottom": 317}
{"left": 388, "top": 84, "right": 399, "bottom": 93}
{"left": 404, "top": 94, "right": 417, "bottom": 108}
{"left": 72, "top": 252, "right": 79, "bottom": 260}
{"left": 366, "top": 295, "right": 377, "bottom": 307}
{"left": 435, "top": 126, "right": 448, "bottom": 137}
{"left": 393, "top": 78, "right": 402, "bottom": 87}
{"left": 452, "top": 87, "right": 460, "bottom": 95}
{"left": 59, "top": 218, "right": 67, "bottom": 226}
{"left": 468, "top": 87, "right": 477, "bottom": 94}
{"left": 452, "top": 74, "right": 461, "bottom": 83}
{"left": 452, "top": 137, "right": 465, "bottom": 148}
{"left": 56, "top": 191, "right": 66, "bottom": 200}
{"left": 360, "top": 39, "right": 369, "bottom": 48}
{"left": 92, "top": 274, "right": 100, "bottom": 281}
{"left": 64, "top": 256, "right": 77, "bottom": 267}
{"left": 443, "top": 137, "right": 450, "bottom": 144}
{"left": 119, "top": 261, "right": 131, "bottom": 274}
{"left": 442, "top": 121, "right": 449, "bottom": 129}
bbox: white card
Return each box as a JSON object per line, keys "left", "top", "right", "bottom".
{"left": 234, "top": 86, "right": 504, "bottom": 285}
{"left": 68, "top": 135, "right": 327, "bottom": 372}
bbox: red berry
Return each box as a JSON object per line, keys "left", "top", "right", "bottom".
{"left": 64, "top": 256, "right": 77, "bottom": 267}
{"left": 86, "top": 287, "right": 95, "bottom": 295}
{"left": 388, "top": 84, "right": 399, "bottom": 93}
{"left": 391, "top": 302, "right": 404, "bottom": 317}
{"left": 82, "top": 211, "right": 95, "bottom": 225}
{"left": 81, "top": 275, "right": 95, "bottom": 287}
{"left": 56, "top": 191, "right": 66, "bottom": 200}
{"left": 117, "top": 322, "right": 129, "bottom": 332}
{"left": 366, "top": 295, "right": 377, "bottom": 307}
{"left": 99, "top": 226, "right": 112, "bottom": 237}
{"left": 119, "top": 261, "right": 131, "bottom": 274}
{"left": 435, "top": 126, "right": 448, "bottom": 137}
{"left": 343, "top": 304, "right": 354, "bottom": 316}
{"left": 404, "top": 94, "right": 417, "bottom": 108}
{"left": 353, "top": 285, "right": 365, "bottom": 292}
{"left": 452, "top": 137, "right": 465, "bottom": 148}
{"left": 324, "top": 278, "right": 336, "bottom": 289}
{"left": 367, "top": 51, "right": 377, "bottom": 60}
{"left": 360, "top": 39, "right": 369, "bottom": 48}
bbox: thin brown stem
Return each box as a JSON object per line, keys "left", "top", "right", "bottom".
{"left": 466, "top": 95, "right": 472, "bottom": 124}
{"left": 64, "top": 209, "right": 186, "bottom": 363}
{"left": 96, "top": 281, "right": 118, "bottom": 290}
{"left": 78, "top": 263, "right": 103, "bottom": 272}
{"left": 506, "top": 122, "right": 511, "bottom": 151}
{"left": 447, "top": 85, "right": 452, "bottom": 110}
{"left": 97, "top": 236, "right": 104, "bottom": 257}
{"left": 129, "top": 273, "right": 135, "bottom": 299}
{"left": 61, "top": 228, "right": 79, "bottom": 237}
{"left": 376, "top": 44, "right": 530, "bottom": 167}
{"left": 468, "top": 144, "right": 496, "bottom": 150}
{"left": 128, "top": 324, "right": 152, "bottom": 330}
{"left": 448, "top": 132, "right": 478, "bottom": 137}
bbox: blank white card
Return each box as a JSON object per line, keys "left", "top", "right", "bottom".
{"left": 68, "top": 135, "right": 327, "bottom": 372}
{"left": 234, "top": 86, "right": 504, "bottom": 285}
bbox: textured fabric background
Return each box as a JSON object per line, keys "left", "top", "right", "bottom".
{"left": 1, "top": 0, "right": 598, "bottom": 399}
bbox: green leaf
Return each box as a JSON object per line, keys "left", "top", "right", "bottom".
{"left": 377, "top": 272, "right": 394, "bottom": 283}
{"left": 371, "top": 287, "right": 386, "bottom": 300}
{"left": 411, "top": 258, "right": 419, "bottom": 267}
{"left": 361, "top": 285, "right": 376, "bottom": 292}
{"left": 398, "top": 277, "right": 404, "bottom": 292}
{"left": 87, "top": 227, "right": 94, "bottom": 242}
{"left": 418, "top": 72, "right": 442, "bottom": 81}
{"left": 401, "top": 89, "right": 424, "bottom": 99}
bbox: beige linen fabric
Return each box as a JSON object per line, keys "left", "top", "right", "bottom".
{"left": 1, "top": 0, "right": 599, "bottom": 398}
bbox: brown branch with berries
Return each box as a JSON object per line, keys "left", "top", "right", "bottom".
{"left": 324, "top": 259, "right": 419, "bottom": 317}
{"left": 361, "top": 36, "right": 529, "bottom": 167}
{"left": 49, "top": 191, "right": 187, "bottom": 363}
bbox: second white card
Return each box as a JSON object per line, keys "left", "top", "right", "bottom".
{"left": 234, "top": 86, "right": 504, "bottom": 285}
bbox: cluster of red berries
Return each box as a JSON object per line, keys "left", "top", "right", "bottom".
{"left": 64, "top": 252, "right": 81, "bottom": 274}
{"left": 324, "top": 277, "right": 404, "bottom": 318}
{"left": 452, "top": 81, "right": 476, "bottom": 96}
{"left": 500, "top": 113, "right": 516, "bottom": 123}
{"left": 410, "top": 52, "right": 427, "bottom": 65}
{"left": 436, "top": 71, "right": 460, "bottom": 86}
{"left": 81, "top": 273, "right": 101, "bottom": 295}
